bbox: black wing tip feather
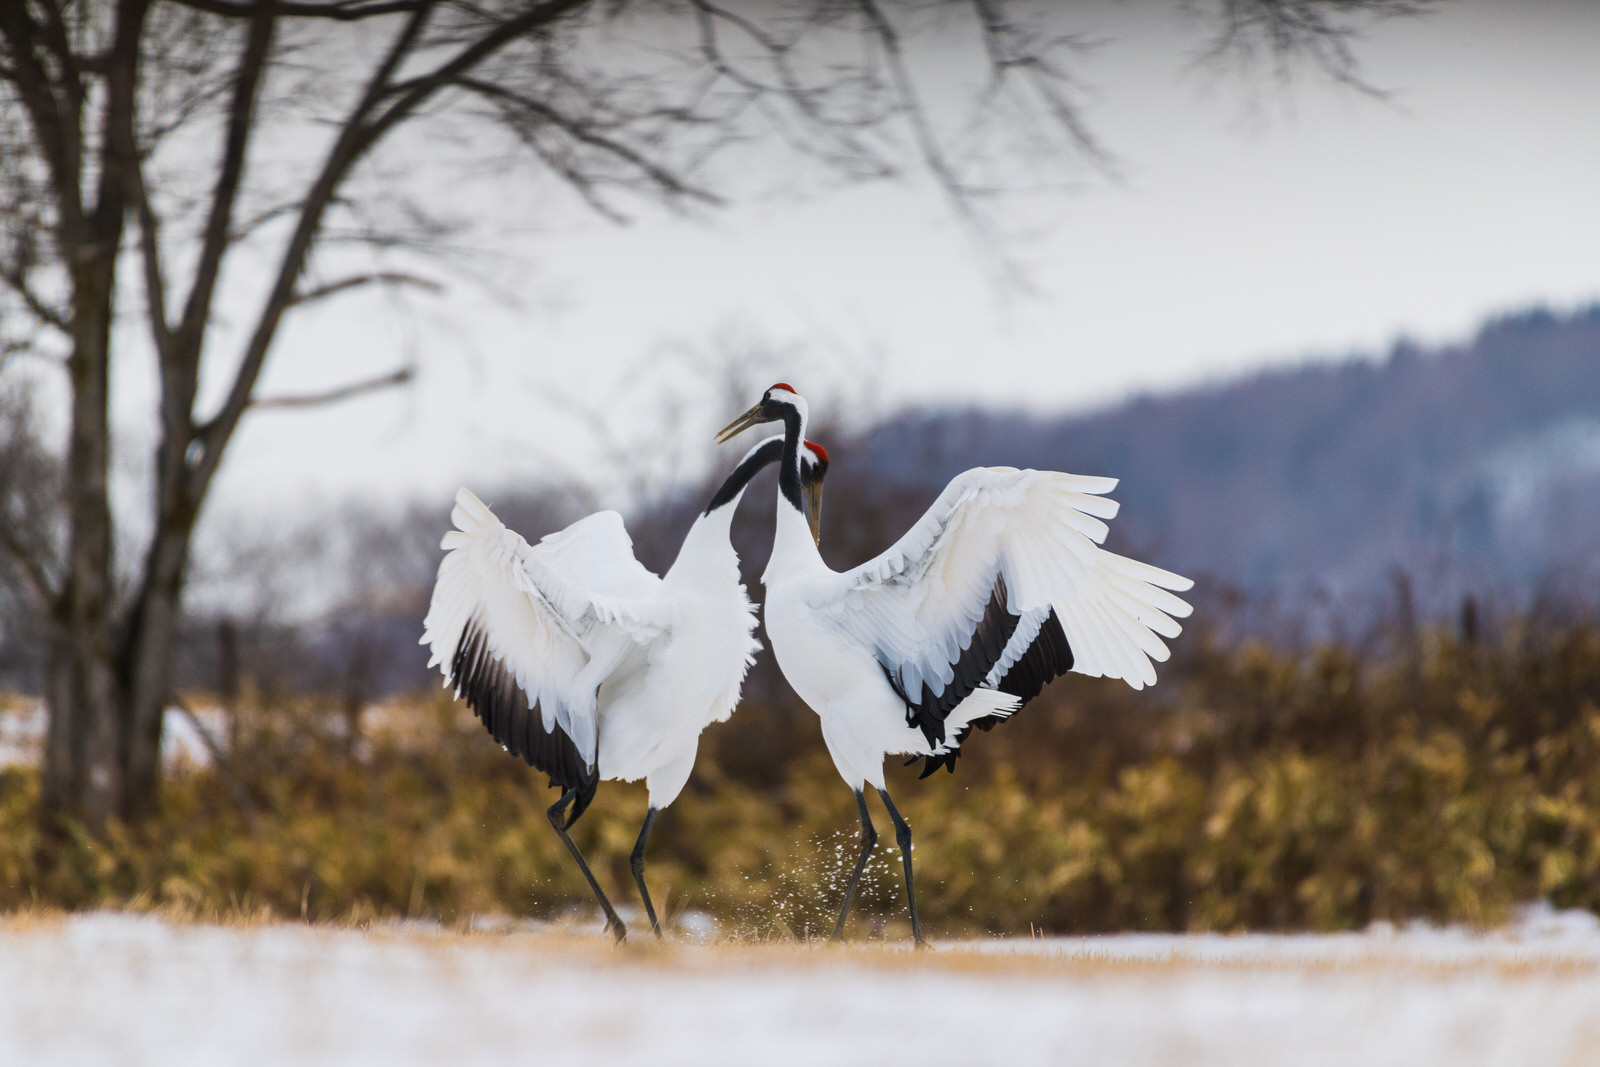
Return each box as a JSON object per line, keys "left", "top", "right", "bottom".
{"left": 450, "top": 618, "right": 599, "bottom": 817}
{"left": 996, "top": 608, "right": 1073, "bottom": 704}
{"left": 905, "top": 607, "right": 1074, "bottom": 779}
{"left": 897, "top": 574, "right": 1021, "bottom": 748}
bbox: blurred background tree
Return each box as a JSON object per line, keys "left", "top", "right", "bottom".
{"left": 0, "top": 0, "right": 1424, "bottom": 836}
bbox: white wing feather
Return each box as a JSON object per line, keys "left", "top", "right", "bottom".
{"left": 816, "top": 467, "right": 1193, "bottom": 703}
{"left": 537, "top": 510, "right": 659, "bottom": 599}
{"left": 420, "top": 488, "right": 669, "bottom": 766}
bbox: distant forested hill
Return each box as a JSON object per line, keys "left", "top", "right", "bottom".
{"left": 837, "top": 306, "right": 1600, "bottom": 612}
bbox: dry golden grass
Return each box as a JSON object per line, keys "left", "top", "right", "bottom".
{"left": 5, "top": 614, "right": 1600, "bottom": 938}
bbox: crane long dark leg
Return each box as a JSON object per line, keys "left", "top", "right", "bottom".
{"left": 630, "top": 807, "right": 663, "bottom": 939}
{"left": 877, "top": 787, "right": 925, "bottom": 947}
{"left": 547, "top": 790, "right": 626, "bottom": 943}
{"left": 832, "top": 789, "right": 877, "bottom": 941}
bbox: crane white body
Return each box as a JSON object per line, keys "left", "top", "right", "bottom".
{"left": 419, "top": 435, "right": 815, "bottom": 940}
{"left": 763, "top": 509, "right": 1020, "bottom": 791}
{"left": 759, "top": 404, "right": 1192, "bottom": 790}
{"left": 422, "top": 487, "right": 757, "bottom": 810}
{"left": 722, "top": 384, "right": 1193, "bottom": 943}
{"left": 588, "top": 501, "right": 758, "bottom": 803}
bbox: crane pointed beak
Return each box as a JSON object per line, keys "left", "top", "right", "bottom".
{"left": 803, "top": 479, "right": 824, "bottom": 545}
{"left": 715, "top": 403, "right": 765, "bottom": 443}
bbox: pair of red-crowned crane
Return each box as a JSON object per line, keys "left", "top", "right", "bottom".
{"left": 422, "top": 384, "right": 1193, "bottom": 944}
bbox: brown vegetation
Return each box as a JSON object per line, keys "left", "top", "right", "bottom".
{"left": 4, "top": 608, "right": 1599, "bottom": 937}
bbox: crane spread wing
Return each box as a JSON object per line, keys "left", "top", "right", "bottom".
{"left": 421, "top": 489, "right": 670, "bottom": 815}
{"left": 535, "top": 510, "right": 660, "bottom": 599}
{"left": 816, "top": 467, "right": 1193, "bottom": 756}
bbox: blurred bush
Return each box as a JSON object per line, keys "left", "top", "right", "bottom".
{"left": 5, "top": 607, "right": 1600, "bottom": 938}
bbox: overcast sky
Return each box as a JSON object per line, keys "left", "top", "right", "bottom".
{"left": 172, "top": 0, "right": 1600, "bottom": 520}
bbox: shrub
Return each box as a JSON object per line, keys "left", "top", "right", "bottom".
{"left": 4, "top": 614, "right": 1600, "bottom": 936}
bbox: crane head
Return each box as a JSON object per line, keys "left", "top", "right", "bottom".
{"left": 715, "top": 383, "right": 802, "bottom": 443}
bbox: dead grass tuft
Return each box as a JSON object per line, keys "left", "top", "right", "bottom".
{"left": 3, "top": 614, "right": 1600, "bottom": 937}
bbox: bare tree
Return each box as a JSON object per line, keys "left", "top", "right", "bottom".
{"left": 0, "top": 0, "right": 1420, "bottom": 834}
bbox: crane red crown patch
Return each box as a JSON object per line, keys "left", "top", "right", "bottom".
{"left": 804, "top": 441, "right": 829, "bottom": 463}
{"left": 768, "top": 382, "right": 796, "bottom": 394}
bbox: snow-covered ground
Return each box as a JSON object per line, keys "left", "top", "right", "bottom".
{"left": 5, "top": 908, "right": 1600, "bottom": 1066}
{"left": 0, "top": 701, "right": 228, "bottom": 770}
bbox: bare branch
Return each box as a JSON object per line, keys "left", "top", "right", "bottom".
{"left": 136, "top": 6, "right": 245, "bottom": 153}
{"left": 248, "top": 364, "right": 414, "bottom": 410}
{"left": 287, "top": 270, "right": 442, "bottom": 307}
{"left": 130, "top": 166, "right": 176, "bottom": 358}
{"left": 169, "top": 0, "right": 425, "bottom": 22}
{"left": 31, "top": 0, "right": 86, "bottom": 109}
{"left": 968, "top": 0, "right": 1112, "bottom": 168}
{"left": 359, "top": 0, "right": 591, "bottom": 146}
{"left": 0, "top": 261, "right": 70, "bottom": 332}
{"left": 689, "top": 0, "right": 892, "bottom": 177}
{"left": 170, "top": 694, "right": 257, "bottom": 822}
{"left": 189, "top": 0, "right": 440, "bottom": 479}
{"left": 0, "top": 2, "right": 87, "bottom": 230}
{"left": 0, "top": 338, "right": 65, "bottom": 371}
{"left": 453, "top": 75, "right": 720, "bottom": 212}
{"left": 192, "top": 0, "right": 594, "bottom": 494}
{"left": 1197, "top": 0, "right": 1431, "bottom": 96}
{"left": 855, "top": 0, "right": 1004, "bottom": 264}
{"left": 0, "top": 519, "right": 57, "bottom": 606}
{"left": 227, "top": 198, "right": 304, "bottom": 243}
{"left": 175, "top": 5, "right": 274, "bottom": 364}
{"left": 92, "top": 0, "right": 155, "bottom": 246}
{"left": 530, "top": 377, "right": 657, "bottom": 504}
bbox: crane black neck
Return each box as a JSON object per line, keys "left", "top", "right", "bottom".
{"left": 777, "top": 406, "right": 806, "bottom": 514}
{"left": 703, "top": 437, "right": 784, "bottom": 515}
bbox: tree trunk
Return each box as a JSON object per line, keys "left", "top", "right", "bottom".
{"left": 38, "top": 3, "right": 141, "bottom": 830}
{"left": 40, "top": 368, "right": 204, "bottom": 829}
{"left": 39, "top": 395, "right": 197, "bottom": 831}
{"left": 40, "top": 251, "right": 123, "bottom": 834}
{"left": 121, "top": 521, "right": 197, "bottom": 820}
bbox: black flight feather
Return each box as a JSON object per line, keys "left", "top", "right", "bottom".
{"left": 905, "top": 607, "right": 1074, "bottom": 779}
{"left": 451, "top": 617, "right": 599, "bottom": 821}
{"left": 890, "top": 574, "right": 1021, "bottom": 749}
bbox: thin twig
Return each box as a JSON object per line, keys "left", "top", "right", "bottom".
{"left": 453, "top": 75, "right": 720, "bottom": 213}
{"left": 287, "top": 270, "right": 441, "bottom": 307}
{"left": 0, "top": 520, "right": 57, "bottom": 606}
{"left": 0, "top": 262, "right": 69, "bottom": 332}
{"left": 248, "top": 364, "right": 414, "bottom": 410}
{"left": 169, "top": 0, "right": 425, "bottom": 22}
{"left": 171, "top": 694, "right": 258, "bottom": 825}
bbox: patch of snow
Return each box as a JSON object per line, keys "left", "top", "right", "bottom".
{"left": 0, "top": 700, "right": 43, "bottom": 767}
{"left": 955, "top": 905, "right": 1600, "bottom": 968}
{"left": 5, "top": 913, "right": 1600, "bottom": 1066}
{"left": 1509, "top": 899, "right": 1600, "bottom": 939}
{"left": 0, "top": 703, "right": 230, "bottom": 770}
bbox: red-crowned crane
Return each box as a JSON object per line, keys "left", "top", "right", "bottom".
{"left": 718, "top": 384, "right": 1192, "bottom": 946}
{"left": 422, "top": 434, "right": 829, "bottom": 941}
